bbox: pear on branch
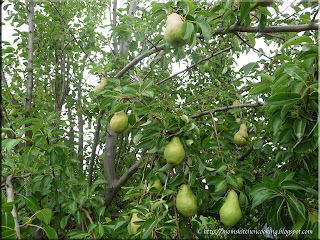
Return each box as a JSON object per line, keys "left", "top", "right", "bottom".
{"left": 94, "top": 77, "right": 107, "bottom": 94}
{"left": 219, "top": 190, "right": 242, "bottom": 227}
{"left": 164, "top": 13, "right": 189, "bottom": 48}
{"left": 164, "top": 136, "right": 185, "bottom": 165}
{"left": 148, "top": 178, "right": 162, "bottom": 195}
{"left": 176, "top": 184, "right": 197, "bottom": 217}
{"left": 110, "top": 111, "right": 129, "bottom": 133}
{"left": 234, "top": 123, "right": 248, "bottom": 147}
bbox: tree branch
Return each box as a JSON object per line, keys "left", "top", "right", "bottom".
{"left": 237, "top": 147, "right": 254, "bottom": 161}
{"left": 190, "top": 102, "right": 264, "bottom": 118}
{"left": 88, "top": 111, "right": 104, "bottom": 185}
{"left": 209, "top": 22, "right": 319, "bottom": 35}
{"left": 6, "top": 175, "right": 21, "bottom": 239}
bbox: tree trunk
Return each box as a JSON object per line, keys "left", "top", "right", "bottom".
{"left": 24, "top": 0, "right": 35, "bottom": 146}
{"left": 77, "top": 77, "right": 84, "bottom": 170}
{"left": 112, "top": 0, "right": 118, "bottom": 55}
{"left": 119, "top": 0, "right": 137, "bottom": 57}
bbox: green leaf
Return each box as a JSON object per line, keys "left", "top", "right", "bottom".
{"left": 226, "top": 174, "right": 238, "bottom": 187}
{"left": 97, "top": 223, "right": 104, "bottom": 237}
{"left": 43, "top": 226, "right": 58, "bottom": 240}
{"left": 182, "top": 22, "right": 194, "bottom": 40}
{"left": 284, "top": 65, "right": 305, "bottom": 81}
{"left": 215, "top": 179, "right": 227, "bottom": 192}
{"left": 35, "top": 208, "right": 52, "bottom": 225}
{"left": 60, "top": 216, "right": 69, "bottom": 230}
{"left": 287, "top": 193, "right": 306, "bottom": 219}
{"left": 141, "top": 218, "right": 157, "bottom": 239}
{"left": 2, "top": 139, "right": 21, "bottom": 151}
{"left": 2, "top": 202, "right": 14, "bottom": 213}
{"left": 93, "top": 179, "right": 107, "bottom": 185}
{"left": 196, "top": 20, "right": 211, "bottom": 42}
{"left": 25, "top": 196, "right": 40, "bottom": 210}
{"left": 249, "top": 81, "right": 271, "bottom": 95}
{"left": 183, "top": 0, "right": 197, "bottom": 13}
{"left": 281, "top": 36, "right": 313, "bottom": 50}
{"left": 293, "top": 118, "right": 306, "bottom": 139}
{"left": 258, "top": 14, "right": 267, "bottom": 32}
{"left": 251, "top": 188, "right": 275, "bottom": 208}
{"left": 239, "top": 1, "right": 251, "bottom": 23}
{"left": 1, "top": 226, "right": 17, "bottom": 239}
{"left": 281, "top": 181, "right": 306, "bottom": 191}
{"left": 265, "top": 93, "right": 301, "bottom": 106}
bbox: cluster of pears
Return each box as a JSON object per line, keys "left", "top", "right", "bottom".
{"left": 176, "top": 184, "right": 198, "bottom": 217}
{"left": 219, "top": 189, "right": 242, "bottom": 227}
{"left": 164, "top": 13, "right": 189, "bottom": 48}
{"left": 164, "top": 136, "right": 185, "bottom": 165}
{"left": 110, "top": 111, "right": 129, "bottom": 133}
{"left": 234, "top": 123, "right": 248, "bottom": 147}
{"left": 94, "top": 77, "right": 107, "bottom": 94}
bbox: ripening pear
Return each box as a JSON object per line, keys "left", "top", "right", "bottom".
{"left": 94, "top": 77, "right": 107, "bottom": 94}
{"left": 256, "top": 0, "right": 274, "bottom": 7}
{"left": 203, "top": 61, "right": 211, "bottom": 72}
{"left": 239, "top": 124, "right": 248, "bottom": 139}
{"left": 234, "top": 132, "right": 246, "bottom": 147}
{"left": 148, "top": 178, "right": 162, "bottom": 194}
{"left": 110, "top": 111, "right": 129, "bottom": 133}
{"left": 292, "top": 216, "right": 306, "bottom": 239}
{"left": 176, "top": 184, "right": 197, "bottom": 217}
{"left": 130, "top": 212, "right": 143, "bottom": 235}
{"left": 219, "top": 190, "right": 242, "bottom": 227}
{"left": 164, "top": 136, "right": 185, "bottom": 165}
{"left": 164, "top": 13, "right": 189, "bottom": 48}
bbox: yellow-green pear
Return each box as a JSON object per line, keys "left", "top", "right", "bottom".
{"left": 234, "top": 132, "right": 246, "bottom": 147}
{"left": 256, "top": 0, "right": 274, "bottom": 7}
{"left": 292, "top": 216, "right": 305, "bottom": 239}
{"left": 176, "top": 184, "right": 197, "bottom": 217}
{"left": 219, "top": 190, "right": 242, "bottom": 227}
{"left": 203, "top": 61, "right": 211, "bottom": 72}
{"left": 237, "top": 178, "right": 244, "bottom": 189}
{"left": 164, "top": 136, "right": 185, "bottom": 165}
{"left": 130, "top": 212, "right": 143, "bottom": 235}
{"left": 164, "top": 13, "right": 189, "bottom": 48}
{"left": 110, "top": 111, "right": 129, "bottom": 133}
{"left": 308, "top": 210, "right": 318, "bottom": 225}
{"left": 148, "top": 178, "right": 162, "bottom": 194}
{"left": 94, "top": 77, "right": 107, "bottom": 94}
{"left": 239, "top": 123, "right": 248, "bottom": 139}
{"left": 233, "top": 100, "right": 240, "bottom": 106}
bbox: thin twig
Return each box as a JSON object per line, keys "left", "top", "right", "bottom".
{"left": 173, "top": 193, "right": 181, "bottom": 240}
{"left": 164, "top": 166, "right": 174, "bottom": 190}
{"left": 237, "top": 147, "right": 254, "bottom": 161}
{"left": 312, "top": 7, "right": 319, "bottom": 22}
{"left": 153, "top": 228, "right": 159, "bottom": 240}
{"left": 210, "top": 112, "right": 225, "bottom": 163}
{"left": 182, "top": 216, "right": 194, "bottom": 240}
{"left": 79, "top": 205, "right": 97, "bottom": 240}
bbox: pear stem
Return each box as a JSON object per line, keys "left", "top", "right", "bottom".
{"left": 184, "top": 159, "right": 191, "bottom": 169}
{"left": 153, "top": 229, "right": 159, "bottom": 240}
{"left": 173, "top": 193, "right": 181, "bottom": 240}
{"left": 182, "top": 215, "right": 194, "bottom": 240}
{"left": 210, "top": 112, "right": 225, "bottom": 163}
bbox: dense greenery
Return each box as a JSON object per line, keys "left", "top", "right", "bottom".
{"left": 2, "top": 0, "right": 318, "bottom": 239}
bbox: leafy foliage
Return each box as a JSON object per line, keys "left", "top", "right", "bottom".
{"left": 2, "top": 0, "right": 318, "bottom": 239}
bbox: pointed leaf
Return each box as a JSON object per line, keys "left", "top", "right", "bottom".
{"left": 36, "top": 208, "right": 52, "bottom": 225}
{"left": 43, "top": 226, "right": 58, "bottom": 240}
{"left": 25, "top": 196, "right": 40, "bottom": 210}
{"left": 196, "top": 20, "right": 211, "bottom": 42}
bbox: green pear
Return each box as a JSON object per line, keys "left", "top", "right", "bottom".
{"left": 219, "top": 190, "right": 242, "bottom": 227}
{"left": 292, "top": 216, "right": 305, "bottom": 239}
{"left": 110, "top": 111, "right": 129, "bottom": 133}
{"left": 234, "top": 132, "right": 246, "bottom": 147}
{"left": 237, "top": 178, "right": 244, "bottom": 189}
{"left": 164, "top": 13, "right": 189, "bottom": 48}
{"left": 130, "top": 212, "right": 143, "bottom": 235}
{"left": 256, "top": 0, "right": 274, "bottom": 7}
{"left": 308, "top": 210, "right": 318, "bottom": 225}
{"left": 233, "top": 100, "right": 240, "bottom": 106}
{"left": 203, "top": 61, "right": 211, "bottom": 72}
{"left": 148, "top": 178, "right": 162, "bottom": 194}
{"left": 176, "top": 184, "right": 197, "bottom": 217}
{"left": 164, "top": 136, "right": 185, "bottom": 165}
{"left": 238, "top": 124, "right": 248, "bottom": 139}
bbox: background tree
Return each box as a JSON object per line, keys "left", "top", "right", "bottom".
{"left": 2, "top": 0, "right": 319, "bottom": 239}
